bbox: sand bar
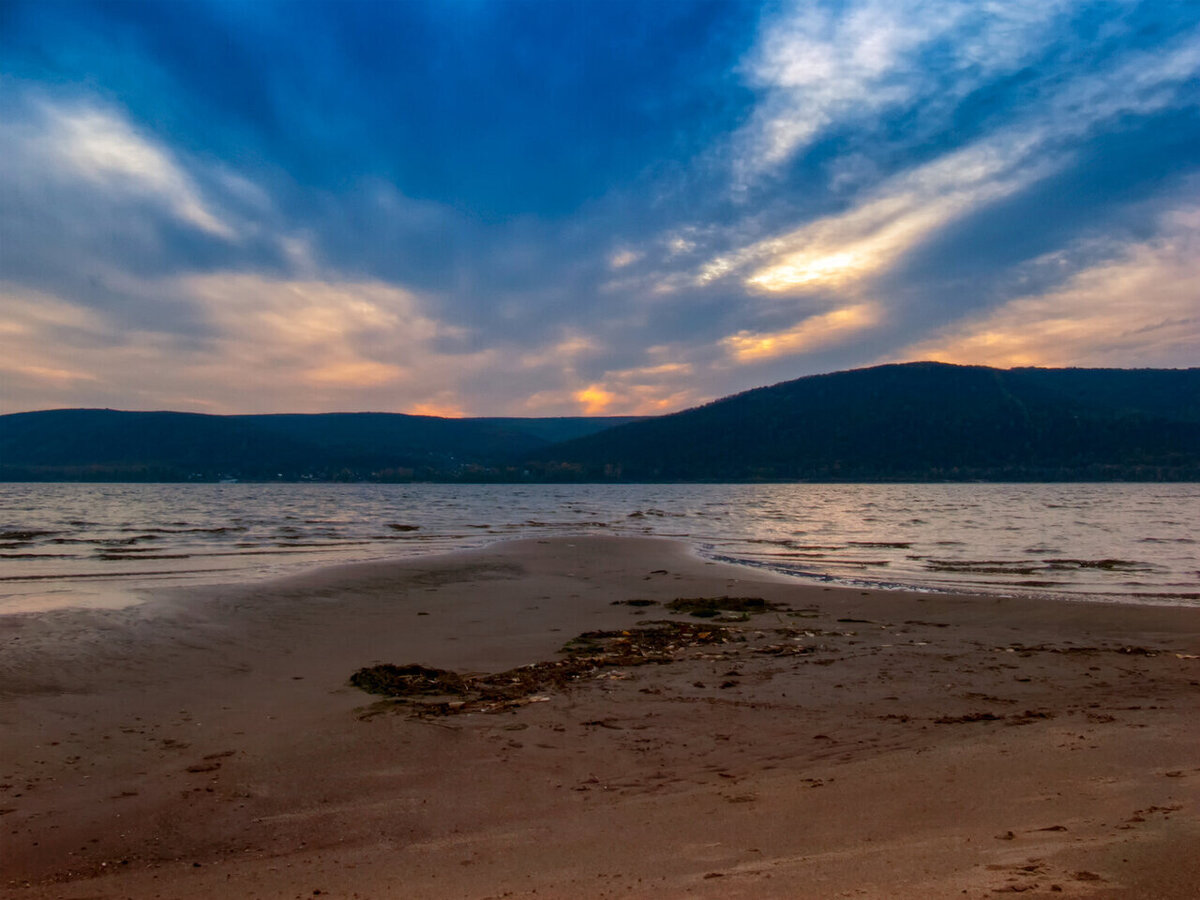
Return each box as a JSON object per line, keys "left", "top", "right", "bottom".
{"left": 2, "top": 536, "right": 1199, "bottom": 898}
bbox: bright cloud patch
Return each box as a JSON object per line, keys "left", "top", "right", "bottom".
{"left": 721, "top": 303, "right": 880, "bottom": 363}
{"left": 735, "top": 0, "right": 1069, "bottom": 185}
{"left": 16, "top": 100, "right": 235, "bottom": 238}
{"left": 708, "top": 135, "right": 1050, "bottom": 293}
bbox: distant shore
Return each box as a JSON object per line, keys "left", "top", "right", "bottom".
{"left": 3, "top": 536, "right": 1199, "bottom": 898}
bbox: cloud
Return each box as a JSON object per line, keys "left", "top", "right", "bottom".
{"left": 17, "top": 99, "right": 234, "bottom": 238}
{"left": 894, "top": 202, "right": 1200, "bottom": 368}
{"left": 702, "top": 131, "right": 1053, "bottom": 294}
{"left": 0, "top": 274, "right": 473, "bottom": 414}
{"left": 675, "top": 18, "right": 1200, "bottom": 378}
{"left": 733, "top": 0, "right": 1071, "bottom": 187}
{"left": 2, "top": 1, "right": 1199, "bottom": 419}
{"left": 715, "top": 20, "right": 1200, "bottom": 287}
{"left": 0, "top": 271, "right": 695, "bottom": 417}
{"left": 721, "top": 303, "right": 881, "bottom": 363}
{"left": 608, "top": 248, "right": 643, "bottom": 269}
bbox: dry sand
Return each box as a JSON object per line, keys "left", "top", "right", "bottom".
{"left": 1, "top": 536, "right": 1198, "bottom": 899}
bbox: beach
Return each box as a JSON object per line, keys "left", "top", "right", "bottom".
{"left": 2, "top": 535, "right": 1198, "bottom": 898}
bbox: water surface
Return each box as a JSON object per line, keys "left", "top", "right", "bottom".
{"left": 1, "top": 482, "right": 1196, "bottom": 613}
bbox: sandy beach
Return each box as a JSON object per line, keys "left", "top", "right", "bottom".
{"left": 2, "top": 535, "right": 1198, "bottom": 898}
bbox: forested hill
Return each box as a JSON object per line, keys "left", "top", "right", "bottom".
{"left": 0, "top": 410, "right": 641, "bottom": 481}
{"left": 3, "top": 364, "right": 1197, "bottom": 482}
{"left": 530, "top": 363, "right": 1200, "bottom": 481}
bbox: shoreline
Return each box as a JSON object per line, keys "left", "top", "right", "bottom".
{"left": 3, "top": 536, "right": 1199, "bottom": 898}
{"left": 3, "top": 482, "right": 1198, "bottom": 617}
{"left": 7, "top": 531, "right": 1198, "bottom": 619}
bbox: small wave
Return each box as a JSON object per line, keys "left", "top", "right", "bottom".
{"left": 847, "top": 541, "right": 912, "bottom": 549}
{"left": 118, "top": 525, "right": 247, "bottom": 535}
{"left": 0, "top": 552, "right": 75, "bottom": 559}
{"left": 1139, "top": 536, "right": 1196, "bottom": 544}
{"left": 1043, "top": 558, "right": 1149, "bottom": 571}
{"left": 521, "top": 520, "right": 611, "bottom": 528}
{"left": 270, "top": 545, "right": 355, "bottom": 553}
{"left": 184, "top": 548, "right": 345, "bottom": 558}
{"left": 924, "top": 560, "right": 1045, "bottom": 576}
{"left": 0, "top": 529, "right": 60, "bottom": 541}
{"left": 95, "top": 553, "right": 192, "bottom": 561}
{"left": 0, "top": 567, "right": 236, "bottom": 582}
{"left": 260, "top": 540, "right": 371, "bottom": 549}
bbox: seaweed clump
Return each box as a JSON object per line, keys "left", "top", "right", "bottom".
{"left": 351, "top": 620, "right": 733, "bottom": 718}
{"left": 349, "top": 664, "right": 468, "bottom": 696}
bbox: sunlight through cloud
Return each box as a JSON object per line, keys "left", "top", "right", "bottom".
{"left": 721, "top": 303, "right": 880, "bottom": 363}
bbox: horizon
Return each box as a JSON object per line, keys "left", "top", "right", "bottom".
{"left": 3, "top": 1, "right": 1198, "bottom": 417}
{"left": 6, "top": 359, "right": 1197, "bottom": 420}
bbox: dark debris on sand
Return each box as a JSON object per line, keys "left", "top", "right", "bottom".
{"left": 351, "top": 620, "right": 738, "bottom": 717}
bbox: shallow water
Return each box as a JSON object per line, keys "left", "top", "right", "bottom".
{"left": 0, "top": 482, "right": 1196, "bottom": 613}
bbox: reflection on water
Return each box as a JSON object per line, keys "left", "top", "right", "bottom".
{"left": 0, "top": 482, "right": 1197, "bottom": 613}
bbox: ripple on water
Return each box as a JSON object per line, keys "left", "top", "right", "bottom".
{"left": 0, "top": 482, "right": 1196, "bottom": 612}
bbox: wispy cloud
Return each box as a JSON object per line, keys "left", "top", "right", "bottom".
{"left": 0, "top": 274, "right": 467, "bottom": 414}
{"left": 721, "top": 303, "right": 881, "bottom": 363}
{"left": 704, "top": 131, "right": 1053, "bottom": 292}
{"left": 14, "top": 99, "right": 235, "bottom": 239}
{"left": 681, "top": 18, "right": 1200, "bottom": 376}
{"left": 895, "top": 200, "right": 1200, "bottom": 368}
{"left": 733, "top": 0, "right": 1072, "bottom": 187}
{"left": 716, "top": 21, "right": 1200, "bottom": 287}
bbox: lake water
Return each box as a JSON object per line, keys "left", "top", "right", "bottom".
{"left": 1, "top": 482, "right": 1197, "bottom": 614}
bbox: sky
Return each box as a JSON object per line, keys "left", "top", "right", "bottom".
{"left": 1, "top": 0, "right": 1198, "bottom": 417}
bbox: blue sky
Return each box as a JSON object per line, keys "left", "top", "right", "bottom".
{"left": 2, "top": 0, "right": 1198, "bottom": 416}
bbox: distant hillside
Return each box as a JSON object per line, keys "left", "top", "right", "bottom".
{"left": 0, "top": 410, "right": 641, "bottom": 481}
{"left": 4, "top": 364, "right": 1197, "bottom": 482}
{"left": 530, "top": 363, "right": 1200, "bottom": 481}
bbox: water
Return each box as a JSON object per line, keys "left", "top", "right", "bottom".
{"left": 0, "top": 482, "right": 1196, "bottom": 614}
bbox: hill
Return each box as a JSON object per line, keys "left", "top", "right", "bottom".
{"left": 3, "top": 364, "right": 1197, "bottom": 482}
{"left": 530, "top": 362, "right": 1200, "bottom": 481}
{"left": 0, "top": 410, "right": 640, "bottom": 481}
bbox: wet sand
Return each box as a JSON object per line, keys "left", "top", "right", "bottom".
{"left": 2, "top": 536, "right": 1198, "bottom": 898}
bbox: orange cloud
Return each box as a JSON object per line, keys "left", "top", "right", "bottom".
{"left": 574, "top": 384, "right": 617, "bottom": 414}
{"left": 895, "top": 215, "right": 1200, "bottom": 369}
{"left": 721, "top": 303, "right": 880, "bottom": 362}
